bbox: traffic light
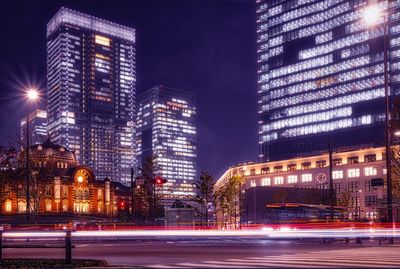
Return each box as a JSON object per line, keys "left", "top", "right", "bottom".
{"left": 152, "top": 176, "right": 167, "bottom": 185}
{"left": 119, "top": 200, "right": 126, "bottom": 210}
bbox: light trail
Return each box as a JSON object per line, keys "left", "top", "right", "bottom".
{"left": 2, "top": 228, "right": 400, "bottom": 239}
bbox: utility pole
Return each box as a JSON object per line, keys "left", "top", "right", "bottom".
{"left": 26, "top": 104, "right": 30, "bottom": 223}
{"left": 328, "top": 140, "right": 334, "bottom": 221}
{"left": 383, "top": 12, "right": 394, "bottom": 228}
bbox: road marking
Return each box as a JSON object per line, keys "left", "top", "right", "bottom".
{"left": 145, "top": 251, "right": 400, "bottom": 268}
{"left": 75, "top": 244, "right": 89, "bottom": 248}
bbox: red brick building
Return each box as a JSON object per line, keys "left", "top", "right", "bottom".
{"left": 0, "top": 139, "right": 119, "bottom": 218}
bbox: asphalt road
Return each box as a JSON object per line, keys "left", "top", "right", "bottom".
{"left": 3, "top": 238, "right": 400, "bottom": 268}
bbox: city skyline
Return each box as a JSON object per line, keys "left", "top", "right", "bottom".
{"left": 0, "top": 0, "right": 257, "bottom": 179}
{"left": 1, "top": 1, "right": 400, "bottom": 267}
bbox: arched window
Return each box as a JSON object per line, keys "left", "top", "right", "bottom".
{"left": 4, "top": 199, "right": 12, "bottom": 212}
{"left": 17, "top": 200, "right": 26, "bottom": 212}
{"left": 74, "top": 202, "right": 80, "bottom": 213}
{"left": 45, "top": 199, "right": 52, "bottom": 212}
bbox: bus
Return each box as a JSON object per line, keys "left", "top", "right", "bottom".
{"left": 264, "top": 203, "right": 346, "bottom": 224}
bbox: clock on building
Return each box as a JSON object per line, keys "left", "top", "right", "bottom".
{"left": 74, "top": 168, "right": 90, "bottom": 185}
{"left": 316, "top": 173, "right": 327, "bottom": 184}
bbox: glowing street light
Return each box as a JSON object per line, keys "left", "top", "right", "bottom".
{"left": 27, "top": 89, "right": 39, "bottom": 101}
{"left": 363, "top": 5, "right": 381, "bottom": 26}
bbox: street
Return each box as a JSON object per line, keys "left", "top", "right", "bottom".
{"left": 3, "top": 238, "right": 400, "bottom": 268}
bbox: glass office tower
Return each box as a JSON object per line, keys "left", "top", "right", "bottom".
{"left": 20, "top": 109, "right": 48, "bottom": 146}
{"left": 136, "top": 86, "right": 197, "bottom": 203}
{"left": 47, "top": 7, "right": 136, "bottom": 184}
{"left": 257, "top": 0, "right": 400, "bottom": 161}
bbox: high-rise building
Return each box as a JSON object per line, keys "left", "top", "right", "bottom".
{"left": 136, "top": 85, "right": 197, "bottom": 203}
{"left": 47, "top": 7, "right": 136, "bottom": 184}
{"left": 21, "top": 109, "right": 48, "bottom": 146}
{"left": 256, "top": 0, "right": 400, "bottom": 161}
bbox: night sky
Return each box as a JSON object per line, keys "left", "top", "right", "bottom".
{"left": 0, "top": 0, "right": 258, "bottom": 179}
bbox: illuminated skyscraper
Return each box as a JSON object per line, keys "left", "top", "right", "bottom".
{"left": 47, "top": 7, "right": 136, "bottom": 184}
{"left": 136, "top": 86, "right": 197, "bottom": 202}
{"left": 20, "top": 109, "right": 48, "bottom": 146}
{"left": 257, "top": 0, "right": 400, "bottom": 161}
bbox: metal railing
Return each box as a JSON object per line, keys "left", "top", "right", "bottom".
{"left": 0, "top": 229, "right": 73, "bottom": 264}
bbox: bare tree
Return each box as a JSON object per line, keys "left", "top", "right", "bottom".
{"left": 0, "top": 146, "right": 18, "bottom": 215}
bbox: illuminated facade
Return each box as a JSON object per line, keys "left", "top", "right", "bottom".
{"left": 0, "top": 139, "right": 116, "bottom": 216}
{"left": 20, "top": 109, "right": 48, "bottom": 146}
{"left": 46, "top": 7, "right": 136, "bottom": 184}
{"left": 136, "top": 86, "right": 197, "bottom": 202}
{"left": 216, "top": 147, "right": 390, "bottom": 220}
{"left": 257, "top": 0, "right": 400, "bottom": 161}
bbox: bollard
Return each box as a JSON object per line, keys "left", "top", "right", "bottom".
{"left": 65, "top": 230, "right": 72, "bottom": 264}
{"left": 345, "top": 238, "right": 349, "bottom": 243}
{"left": 389, "top": 237, "right": 394, "bottom": 245}
{"left": 0, "top": 229, "right": 3, "bottom": 262}
{"left": 356, "top": 237, "right": 362, "bottom": 244}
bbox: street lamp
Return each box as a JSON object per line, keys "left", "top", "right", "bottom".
{"left": 363, "top": 5, "right": 381, "bottom": 26}
{"left": 25, "top": 88, "right": 39, "bottom": 222}
{"left": 363, "top": 4, "right": 394, "bottom": 226}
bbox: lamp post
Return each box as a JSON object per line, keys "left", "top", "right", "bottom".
{"left": 363, "top": 4, "right": 394, "bottom": 226}
{"left": 25, "top": 88, "right": 39, "bottom": 222}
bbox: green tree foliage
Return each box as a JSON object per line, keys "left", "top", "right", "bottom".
{"left": 191, "top": 171, "right": 215, "bottom": 226}
{"left": 214, "top": 175, "right": 244, "bottom": 229}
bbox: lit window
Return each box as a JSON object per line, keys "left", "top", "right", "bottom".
{"left": 95, "top": 35, "right": 110, "bottom": 46}
{"left": 62, "top": 200, "right": 68, "bottom": 212}
{"left": 5, "top": 199, "right": 12, "bottom": 212}
{"left": 274, "top": 176, "right": 284, "bottom": 185}
{"left": 301, "top": 174, "right": 312, "bottom": 182}
{"left": 98, "top": 201, "right": 104, "bottom": 213}
{"left": 364, "top": 167, "right": 377, "bottom": 176}
{"left": 17, "top": 200, "right": 26, "bottom": 212}
{"left": 332, "top": 170, "right": 344, "bottom": 179}
{"left": 98, "top": 189, "right": 103, "bottom": 199}
{"left": 261, "top": 177, "right": 271, "bottom": 186}
{"left": 45, "top": 199, "right": 52, "bottom": 212}
{"left": 288, "top": 175, "right": 298, "bottom": 183}
{"left": 348, "top": 168, "right": 360, "bottom": 178}
{"left": 250, "top": 179, "right": 256, "bottom": 187}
